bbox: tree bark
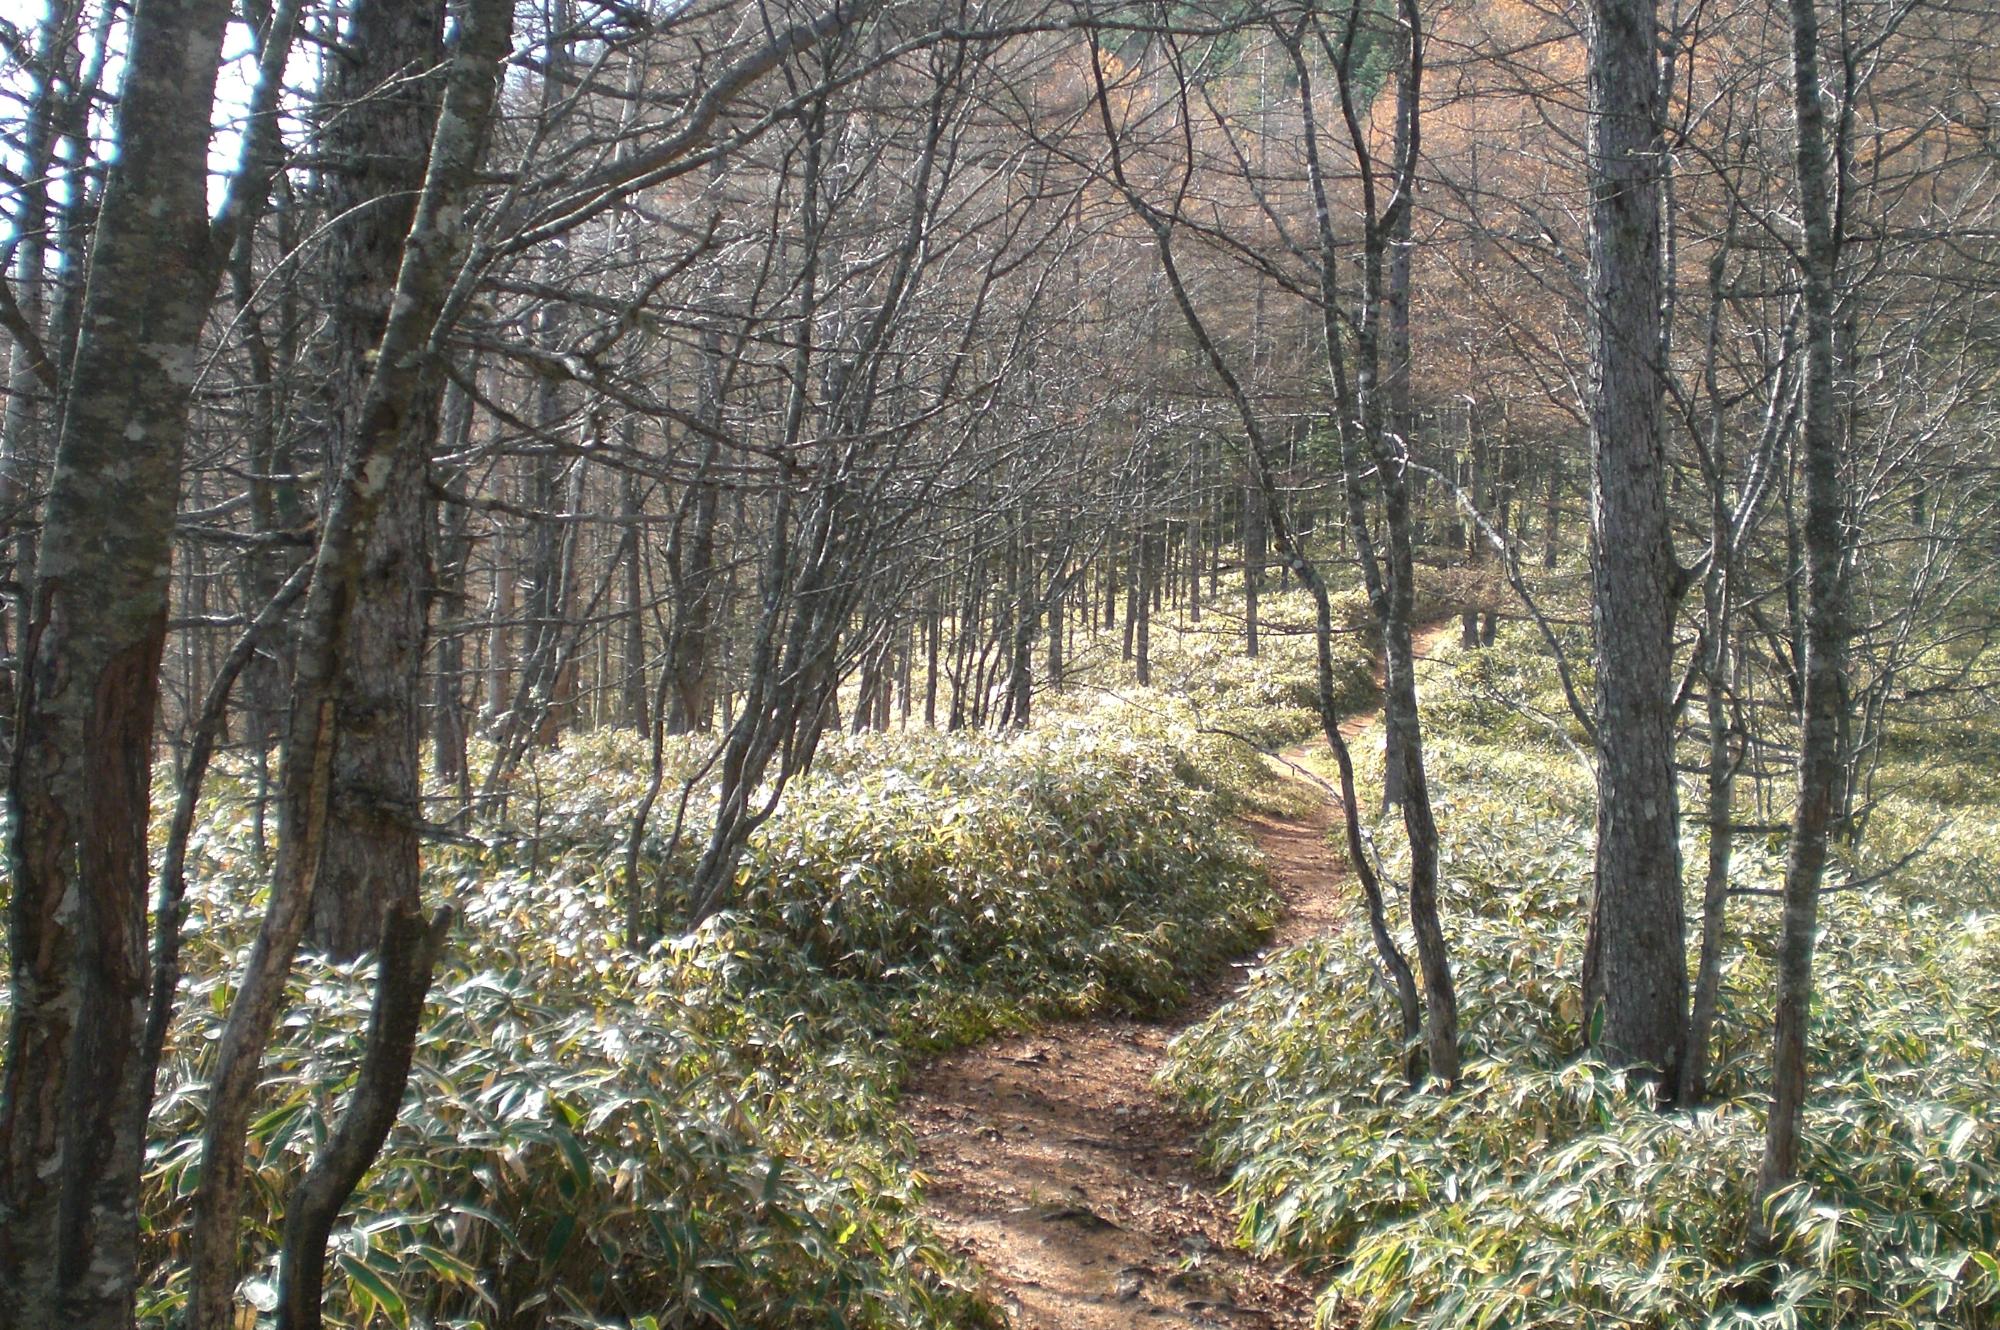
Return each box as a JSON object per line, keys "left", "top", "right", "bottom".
{"left": 187, "top": 1, "right": 513, "bottom": 1319}
{"left": 1751, "top": 0, "right": 1850, "bottom": 1253}
{"left": 1580, "top": 0, "right": 1688, "bottom": 1089}
{"left": 619, "top": 465, "right": 651, "bottom": 731}
{"left": 304, "top": 0, "right": 446, "bottom": 960}
{"left": 0, "top": 0, "right": 273, "bottom": 1322}
{"left": 1243, "top": 472, "right": 1265, "bottom": 657}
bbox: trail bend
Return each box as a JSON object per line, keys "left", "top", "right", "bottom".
{"left": 902, "top": 625, "right": 1457, "bottom": 1327}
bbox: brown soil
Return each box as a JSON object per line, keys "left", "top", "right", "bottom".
{"left": 903, "top": 765, "right": 1375, "bottom": 1324}
{"left": 902, "top": 627, "right": 1453, "bottom": 1329}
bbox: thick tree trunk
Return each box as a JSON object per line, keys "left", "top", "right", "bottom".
{"left": 307, "top": 411, "right": 435, "bottom": 960}
{"left": 1581, "top": 0, "right": 1688, "bottom": 1089}
{"left": 1009, "top": 594, "right": 1037, "bottom": 728}
{"left": 0, "top": 0, "right": 240, "bottom": 1323}
{"left": 303, "top": 0, "right": 445, "bottom": 963}
{"left": 187, "top": 2, "right": 513, "bottom": 1320}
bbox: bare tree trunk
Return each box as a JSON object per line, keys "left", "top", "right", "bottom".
{"left": 619, "top": 465, "right": 650, "bottom": 731}
{"left": 0, "top": 0, "right": 280, "bottom": 1321}
{"left": 1134, "top": 522, "right": 1153, "bottom": 686}
{"left": 0, "top": 1, "right": 79, "bottom": 727}
{"left": 1580, "top": 0, "right": 1688, "bottom": 1090}
{"left": 433, "top": 400, "right": 475, "bottom": 806}
{"left": 1046, "top": 578, "right": 1065, "bottom": 690}
{"left": 924, "top": 587, "right": 940, "bottom": 728}
{"left": 1008, "top": 580, "right": 1038, "bottom": 728}
{"left": 305, "top": 0, "right": 446, "bottom": 960}
{"left": 484, "top": 542, "right": 514, "bottom": 729}
{"left": 1543, "top": 446, "right": 1563, "bottom": 570}
{"left": 667, "top": 326, "right": 726, "bottom": 733}
{"left": 1092, "top": 28, "right": 1448, "bottom": 1082}
{"left": 1294, "top": 549, "right": 1425, "bottom": 1080}
{"left": 275, "top": 905, "right": 450, "bottom": 1330}
{"left": 1325, "top": 14, "right": 1462, "bottom": 1084}
{"left": 1682, "top": 588, "right": 1733, "bottom": 1103}
{"left": 1751, "top": 0, "right": 1850, "bottom": 1251}
{"left": 1462, "top": 411, "right": 1486, "bottom": 649}
{"left": 1243, "top": 472, "right": 1264, "bottom": 657}
{"left": 517, "top": 357, "right": 580, "bottom": 747}
{"left": 187, "top": 2, "right": 513, "bottom": 1319}
{"left": 1186, "top": 516, "right": 1202, "bottom": 624}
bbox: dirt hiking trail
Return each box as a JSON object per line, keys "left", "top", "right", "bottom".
{"left": 902, "top": 632, "right": 1451, "bottom": 1328}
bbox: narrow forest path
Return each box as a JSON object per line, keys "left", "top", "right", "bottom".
{"left": 901, "top": 784, "right": 1337, "bottom": 1327}
{"left": 901, "top": 632, "right": 1452, "bottom": 1328}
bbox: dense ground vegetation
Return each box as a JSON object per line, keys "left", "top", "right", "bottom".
{"left": 102, "top": 585, "right": 1999, "bottom": 1330}
{"left": 111, "top": 598, "right": 1366, "bottom": 1328}
{"left": 1165, "top": 621, "right": 2000, "bottom": 1329}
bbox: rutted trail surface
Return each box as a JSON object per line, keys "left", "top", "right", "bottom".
{"left": 902, "top": 718, "right": 1379, "bottom": 1327}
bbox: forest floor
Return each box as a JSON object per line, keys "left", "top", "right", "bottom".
{"left": 900, "top": 632, "right": 1449, "bottom": 1328}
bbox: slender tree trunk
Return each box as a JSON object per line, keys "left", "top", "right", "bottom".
{"left": 1046, "top": 577, "right": 1065, "bottom": 690}
{"left": 1134, "top": 524, "right": 1153, "bottom": 686}
{"left": 1543, "top": 446, "right": 1563, "bottom": 570}
{"left": 275, "top": 906, "right": 450, "bottom": 1330}
{"left": 1243, "top": 473, "right": 1264, "bottom": 657}
{"left": 1186, "top": 516, "right": 1202, "bottom": 623}
{"left": 1751, "top": 0, "right": 1850, "bottom": 1250}
{"left": 0, "top": 2, "right": 76, "bottom": 728}
{"left": 432, "top": 392, "right": 476, "bottom": 806}
{"left": 1094, "top": 23, "right": 1454, "bottom": 1081}
{"left": 667, "top": 336, "right": 725, "bottom": 732}
{"left": 1337, "top": 16, "right": 1462, "bottom": 1085}
{"left": 518, "top": 374, "right": 579, "bottom": 747}
{"left": 1291, "top": 546, "right": 1425, "bottom": 1078}
{"left": 1123, "top": 523, "right": 1140, "bottom": 660}
{"left": 483, "top": 540, "right": 513, "bottom": 729}
{"left": 620, "top": 465, "right": 650, "bottom": 731}
{"left": 1682, "top": 592, "right": 1733, "bottom": 1104}
{"left": 924, "top": 588, "right": 940, "bottom": 728}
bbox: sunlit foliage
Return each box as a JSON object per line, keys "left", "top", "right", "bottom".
{"left": 1163, "top": 628, "right": 2000, "bottom": 1329}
